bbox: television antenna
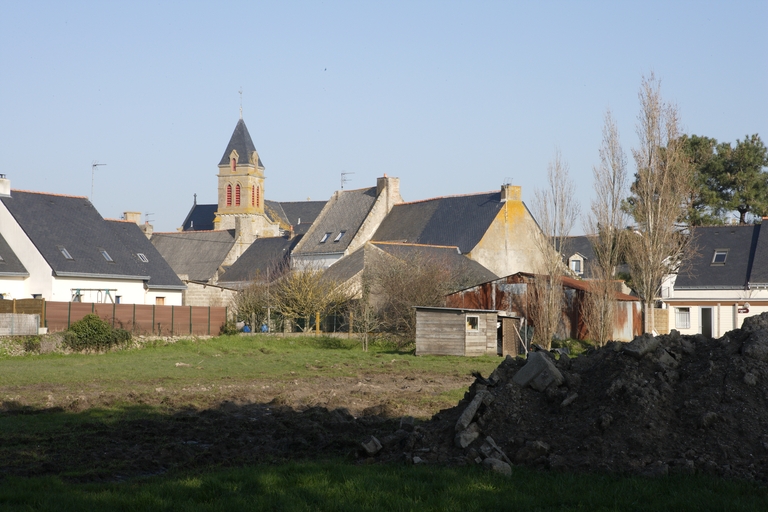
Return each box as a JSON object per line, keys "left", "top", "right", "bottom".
{"left": 145, "top": 212, "right": 154, "bottom": 224}
{"left": 341, "top": 171, "right": 355, "bottom": 189}
{"left": 91, "top": 161, "right": 107, "bottom": 201}
{"left": 503, "top": 176, "right": 514, "bottom": 186}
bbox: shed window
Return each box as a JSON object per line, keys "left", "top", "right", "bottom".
{"left": 675, "top": 307, "right": 690, "bottom": 329}
{"left": 712, "top": 249, "right": 728, "bottom": 264}
{"left": 466, "top": 315, "right": 479, "bottom": 331}
{"left": 58, "top": 246, "right": 73, "bottom": 260}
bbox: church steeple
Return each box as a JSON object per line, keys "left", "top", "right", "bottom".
{"left": 214, "top": 118, "right": 268, "bottom": 231}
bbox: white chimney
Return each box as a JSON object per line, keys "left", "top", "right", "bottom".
{"left": 0, "top": 174, "right": 10, "bottom": 197}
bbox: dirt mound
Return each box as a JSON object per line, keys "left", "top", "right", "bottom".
{"left": 377, "top": 313, "right": 768, "bottom": 480}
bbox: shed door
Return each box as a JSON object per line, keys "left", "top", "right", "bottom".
{"left": 500, "top": 317, "right": 520, "bottom": 357}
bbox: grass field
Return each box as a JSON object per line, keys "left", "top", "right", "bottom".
{"left": 0, "top": 334, "right": 766, "bottom": 511}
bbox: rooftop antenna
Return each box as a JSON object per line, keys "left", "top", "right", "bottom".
{"left": 239, "top": 87, "right": 243, "bottom": 119}
{"left": 503, "top": 176, "right": 514, "bottom": 185}
{"left": 91, "top": 161, "right": 106, "bottom": 201}
{"left": 341, "top": 171, "right": 355, "bottom": 189}
{"left": 145, "top": 212, "right": 154, "bottom": 224}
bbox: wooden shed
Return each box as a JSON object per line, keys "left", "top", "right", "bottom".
{"left": 415, "top": 307, "right": 523, "bottom": 357}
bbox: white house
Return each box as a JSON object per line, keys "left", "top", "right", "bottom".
{"left": 0, "top": 176, "right": 184, "bottom": 305}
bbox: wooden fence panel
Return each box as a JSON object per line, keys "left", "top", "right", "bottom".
{"left": 172, "top": 306, "right": 191, "bottom": 336}
{"left": 153, "top": 306, "right": 173, "bottom": 336}
{"left": 210, "top": 307, "right": 227, "bottom": 335}
{"left": 191, "top": 306, "right": 211, "bottom": 335}
{"left": 45, "top": 302, "right": 70, "bottom": 331}
{"left": 133, "top": 305, "right": 156, "bottom": 334}
{"left": 94, "top": 303, "right": 114, "bottom": 324}
{"left": 113, "top": 304, "right": 136, "bottom": 331}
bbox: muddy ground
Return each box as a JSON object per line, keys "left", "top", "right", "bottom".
{"left": 0, "top": 368, "right": 472, "bottom": 481}
{"left": 4, "top": 313, "right": 768, "bottom": 483}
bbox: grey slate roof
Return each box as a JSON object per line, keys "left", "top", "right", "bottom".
{"left": 1, "top": 191, "right": 149, "bottom": 279}
{"left": 372, "top": 242, "right": 498, "bottom": 289}
{"left": 265, "top": 200, "right": 327, "bottom": 235}
{"left": 0, "top": 232, "right": 28, "bottom": 277}
{"left": 321, "top": 242, "right": 498, "bottom": 291}
{"left": 675, "top": 225, "right": 759, "bottom": 289}
{"left": 218, "top": 235, "right": 302, "bottom": 285}
{"left": 371, "top": 192, "right": 504, "bottom": 254}
{"left": 151, "top": 230, "right": 235, "bottom": 282}
{"left": 219, "top": 118, "right": 263, "bottom": 167}
{"left": 106, "top": 220, "right": 185, "bottom": 289}
{"left": 295, "top": 187, "right": 378, "bottom": 255}
{"left": 181, "top": 203, "right": 217, "bottom": 231}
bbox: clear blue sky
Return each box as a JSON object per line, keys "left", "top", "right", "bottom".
{"left": 2, "top": 1, "right": 766, "bottom": 233}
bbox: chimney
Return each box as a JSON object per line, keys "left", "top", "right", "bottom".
{"left": 124, "top": 211, "right": 142, "bottom": 225}
{"left": 140, "top": 221, "right": 154, "bottom": 239}
{"left": 500, "top": 184, "right": 521, "bottom": 202}
{"left": 0, "top": 174, "right": 10, "bottom": 197}
{"left": 376, "top": 174, "right": 403, "bottom": 213}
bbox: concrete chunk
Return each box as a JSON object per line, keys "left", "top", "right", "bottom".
{"left": 513, "top": 351, "right": 563, "bottom": 390}
{"left": 361, "top": 435, "right": 382, "bottom": 456}
{"left": 455, "top": 422, "right": 481, "bottom": 448}
{"left": 482, "top": 457, "right": 512, "bottom": 476}
{"left": 623, "top": 333, "right": 660, "bottom": 359}
{"left": 455, "top": 390, "right": 489, "bottom": 432}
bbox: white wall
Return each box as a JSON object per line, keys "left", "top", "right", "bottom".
{"left": 0, "top": 200, "right": 54, "bottom": 299}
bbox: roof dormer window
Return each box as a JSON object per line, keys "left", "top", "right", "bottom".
{"left": 712, "top": 249, "right": 728, "bottom": 265}
{"left": 320, "top": 232, "right": 332, "bottom": 243}
{"left": 334, "top": 231, "right": 346, "bottom": 242}
{"left": 100, "top": 249, "right": 114, "bottom": 262}
{"left": 58, "top": 246, "right": 73, "bottom": 260}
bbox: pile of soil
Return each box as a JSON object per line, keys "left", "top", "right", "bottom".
{"left": 376, "top": 313, "right": 768, "bottom": 481}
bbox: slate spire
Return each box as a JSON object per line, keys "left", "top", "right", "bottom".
{"left": 218, "top": 118, "right": 263, "bottom": 168}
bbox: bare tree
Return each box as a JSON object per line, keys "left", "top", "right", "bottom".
{"left": 583, "top": 110, "right": 629, "bottom": 346}
{"left": 531, "top": 150, "right": 580, "bottom": 348}
{"left": 624, "top": 73, "right": 694, "bottom": 333}
{"left": 365, "top": 249, "right": 465, "bottom": 346}
{"left": 272, "top": 265, "right": 352, "bottom": 333}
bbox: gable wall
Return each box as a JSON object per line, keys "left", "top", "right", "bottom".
{"left": 0, "top": 200, "right": 52, "bottom": 299}
{"left": 468, "top": 200, "right": 541, "bottom": 277}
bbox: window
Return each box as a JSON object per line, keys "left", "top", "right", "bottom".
{"left": 0, "top": 254, "right": 4, "bottom": 262}
{"left": 137, "top": 253, "right": 149, "bottom": 263}
{"left": 256, "top": 186, "right": 260, "bottom": 207}
{"left": 675, "top": 307, "right": 690, "bottom": 329}
{"left": 251, "top": 186, "right": 255, "bottom": 207}
{"left": 226, "top": 185, "right": 232, "bottom": 206}
{"left": 334, "top": 231, "right": 346, "bottom": 242}
{"left": 58, "top": 246, "right": 73, "bottom": 260}
{"left": 156, "top": 297, "right": 165, "bottom": 306}
{"left": 235, "top": 184, "right": 241, "bottom": 206}
{"left": 320, "top": 232, "right": 332, "bottom": 243}
{"left": 466, "top": 315, "right": 479, "bottom": 331}
{"left": 115, "top": 296, "right": 122, "bottom": 304}
{"left": 32, "top": 294, "right": 42, "bottom": 299}
{"left": 570, "top": 259, "right": 581, "bottom": 273}
{"left": 230, "top": 157, "right": 236, "bottom": 173}
{"left": 100, "top": 249, "right": 113, "bottom": 262}
{"left": 712, "top": 249, "right": 728, "bottom": 264}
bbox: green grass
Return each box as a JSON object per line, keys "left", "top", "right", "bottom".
{"left": 0, "top": 334, "right": 501, "bottom": 400}
{"left": 1, "top": 462, "right": 766, "bottom": 511}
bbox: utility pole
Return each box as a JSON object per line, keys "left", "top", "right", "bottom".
{"left": 91, "top": 161, "right": 106, "bottom": 201}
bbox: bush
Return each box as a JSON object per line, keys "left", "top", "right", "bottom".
{"left": 63, "top": 314, "right": 132, "bottom": 352}
{"left": 219, "top": 320, "right": 240, "bottom": 336}
{"left": 22, "top": 336, "right": 41, "bottom": 353}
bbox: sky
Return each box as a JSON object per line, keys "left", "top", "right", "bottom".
{"left": 1, "top": 1, "right": 766, "bottom": 233}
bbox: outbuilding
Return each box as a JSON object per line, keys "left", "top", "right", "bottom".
{"left": 414, "top": 307, "right": 524, "bottom": 357}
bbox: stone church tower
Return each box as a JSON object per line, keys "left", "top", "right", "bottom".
{"left": 213, "top": 117, "right": 280, "bottom": 242}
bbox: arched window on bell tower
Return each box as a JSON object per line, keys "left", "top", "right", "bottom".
{"left": 256, "top": 186, "right": 260, "bottom": 208}
{"left": 230, "top": 157, "right": 236, "bottom": 173}
{"left": 235, "top": 184, "right": 241, "bottom": 206}
{"left": 226, "top": 184, "right": 232, "bottom": 206}
{"left": 251, "top": 186, "right": 255, "bottom": 207}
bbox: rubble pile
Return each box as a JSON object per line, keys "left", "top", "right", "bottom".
{"left": 372, "top": 313, "right": 768, "bottom": 480}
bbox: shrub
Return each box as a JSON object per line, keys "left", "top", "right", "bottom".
{"left": 219, "top": 320, "right": 240, "bottom": 336}
{"left": 63, "top": 314, "right": 132, "bottom": 352}
{"left": 22, "top": 336, "right": 41, "bottom": 353}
